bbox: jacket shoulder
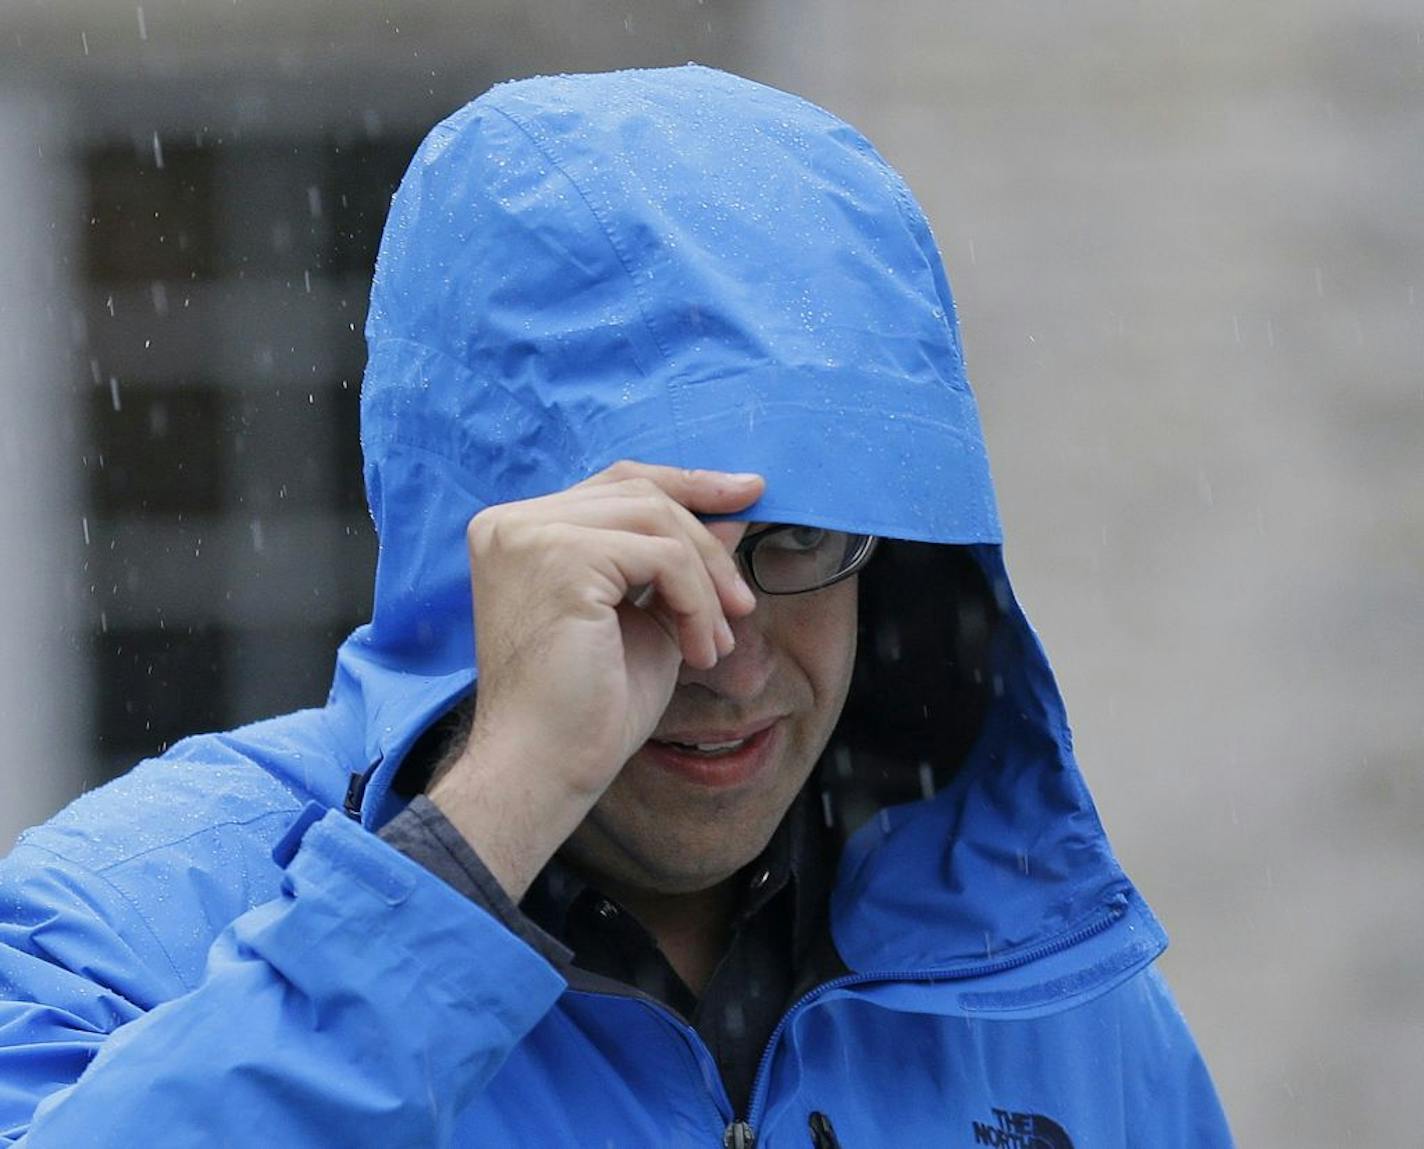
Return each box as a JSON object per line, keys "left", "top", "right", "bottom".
{"left": 7, "top": 711, "right": 344, "bottom": 990}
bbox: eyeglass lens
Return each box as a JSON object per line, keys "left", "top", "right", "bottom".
{"left": 746, "top": 526, "right": 872, "bottom": 594}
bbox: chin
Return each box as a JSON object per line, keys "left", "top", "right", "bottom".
{"left": 568, "top": 801, "right": 782, "bottom": 896}
{"left": 567, "top": 733, "right": 824, "bottom": 895}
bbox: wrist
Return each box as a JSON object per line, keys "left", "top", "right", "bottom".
{"left": 425, "top": 739, "right": 596, "bottom": 901}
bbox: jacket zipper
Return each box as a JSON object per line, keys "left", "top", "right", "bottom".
{"left": 600, "top": 894, "right": 1128, "bottom": 1146}
{"left": 723, "top": 1120, "right": 756, "bottom": 1148}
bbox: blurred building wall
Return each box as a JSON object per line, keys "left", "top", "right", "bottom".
{"left": 0, "top": 93, "right": 89, "bottom": 850}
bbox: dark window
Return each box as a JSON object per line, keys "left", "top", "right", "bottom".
{"left": 86, "top": 145, "right": 216, "bottom": 283}
{"left": 88, "top": 385, "right": 224, "bottom": 516}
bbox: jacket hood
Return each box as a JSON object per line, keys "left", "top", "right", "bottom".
{"left": 333, "top": 65, "right": 1157, "bottom": 987}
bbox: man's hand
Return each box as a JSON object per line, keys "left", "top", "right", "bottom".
{"left": 427, "top": 461, "right": 764, "bottom": 899}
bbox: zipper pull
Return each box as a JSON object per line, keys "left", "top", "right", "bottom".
{"left": 723, "top": 1120, "right": 756, "bottom": 1148}
{"left": 808, "top": 1111, "right": 842, "bottom": 1149}
{"left": 343, "top": 756, "right": 382, "bottom": 822}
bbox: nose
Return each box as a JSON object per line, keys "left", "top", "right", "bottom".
{"left": 676, "top": 606, "right": 775, "bottom": 701}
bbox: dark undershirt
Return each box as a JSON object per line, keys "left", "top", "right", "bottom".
{"left": 378, "top": 778, "right": 844, "bottom": 1117}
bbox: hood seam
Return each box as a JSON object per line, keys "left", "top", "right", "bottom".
{"left": 483, "top": 100, "right": 689, "bottom": 465}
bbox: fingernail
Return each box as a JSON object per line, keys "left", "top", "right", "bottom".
{"left": 728, "top": 472, "right": 760, "bottom": 483}
{"left": 717, "top": 618, "right": 736, "bottom": 654}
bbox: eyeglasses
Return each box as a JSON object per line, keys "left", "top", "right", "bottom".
{"left": 733, "top": 524, "right": 879, "bottom": 595}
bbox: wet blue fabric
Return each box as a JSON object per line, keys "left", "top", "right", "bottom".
{"left": 0, "top": 66, "right": 1232, "bottom": 1145}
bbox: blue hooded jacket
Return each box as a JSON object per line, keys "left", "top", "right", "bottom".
{"left": 0, "top": 66, "right": 1232, "bottom": 1147}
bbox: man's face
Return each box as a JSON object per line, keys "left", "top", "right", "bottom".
{"left": 561, "top": 523, "right": 859, "bottom": 896}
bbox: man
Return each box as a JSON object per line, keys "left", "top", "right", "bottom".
{"left": 0, "top": 66, "right": 1232, "bottom": 1146}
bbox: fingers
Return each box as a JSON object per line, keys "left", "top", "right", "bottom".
{"left": 563, "top": 486, "right": 757, "bottom": 620}
{"left": 583, "top": 460, "right": 765, "bottom": 517}
{"left": 518, "top": 470, "right": 760, "bottom": 621}
{"left": 571, "top": 526, "right": 728, "bottom": 670}
{"left": 467, "top": 459, "right": 766, "bottom": 671}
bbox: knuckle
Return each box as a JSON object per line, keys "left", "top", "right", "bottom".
{"left": 676, "top": 537, "right": 703, "bottom": 571}
{"left": 644, "top": 493, "right": 679, "bottom": 527}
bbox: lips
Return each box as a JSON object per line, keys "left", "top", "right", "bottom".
{"left": 649, "top": 716, "right": 782, "bottom": 755}
{"left": 641, "top": 718, "right": 783, "bottom": 788}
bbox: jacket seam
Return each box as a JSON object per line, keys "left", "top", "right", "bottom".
{"left": 84, "top": 806, "right": 303, "bottom": 875}
{"left": 16, "top": 840, "right": 192, "bottom": 991}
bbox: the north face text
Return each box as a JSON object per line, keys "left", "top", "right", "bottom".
{"left": 971, "top": 1108, "right": 1075, "bottom": 1149}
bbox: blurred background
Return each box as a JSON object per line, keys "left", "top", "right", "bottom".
{"left": 1, "top": 1, "right": 1419, "bottom": 1143}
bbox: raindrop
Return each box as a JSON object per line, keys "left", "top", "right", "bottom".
{"left": 81, "top": 517, "right": 90, "bottom": 546}
{"left": 304, "top": 270, "right": 312, "bottom": 294}
{"left": 1196, "top": 469, "right": 1214, "bottom": 509}
{"left": 108, "top": 376, "right": 122, "bottom": 412}
{"left": 80, "top": 31, "right": 90, "bottom": 56}
{"left": 917, "top": 762, "right": 935, "bottom": 800}
{"left": 151, "top": 132, "right": 164, "bottom": 171}
{"left": 135, "top": 6, "right": 147, "bottom": 42}
{"left": 150, "top": 282, "right": 168, "bottom": 316}
{"left": 306, "top": 185, "right": 323, "bottom": 220}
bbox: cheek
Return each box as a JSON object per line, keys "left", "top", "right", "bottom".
{"left": 779, "top": 579, "right": 859, "bottom": 709}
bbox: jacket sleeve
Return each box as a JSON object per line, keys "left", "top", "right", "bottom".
{"left": 0, "top": 807, "right": 567, "bottom": 1147}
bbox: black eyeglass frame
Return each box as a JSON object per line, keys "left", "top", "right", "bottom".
{"left": 733, "top": 525, "right": 880, "bottom": 596}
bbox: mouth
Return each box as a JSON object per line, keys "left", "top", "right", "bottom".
{"left": 650, "top": 715, "right": 781, "bottom": 754}
{"left": 642, "top": 718, "right": 783, "bottom": 788}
